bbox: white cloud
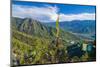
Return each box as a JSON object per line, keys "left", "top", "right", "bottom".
{"left": 12, "top": 4, "right": 95, "bottom": 22}
{"left": 59, "top": 13, "right": 95, "bottom": 21}
{"left": 12, "top": 4, "right": 59, "bottom": 22}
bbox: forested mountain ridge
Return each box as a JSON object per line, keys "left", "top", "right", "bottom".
{"left": 11, "top": 17, "right": 81, "bottom": 41}
{"left": 11, "top": 17, "right": 96, "bottom": 66}
{"left": 45, "top": 20, "right": 96, "bottom": 40}
{"left": 45, "top": 20, "right": 96, "bottom": 34}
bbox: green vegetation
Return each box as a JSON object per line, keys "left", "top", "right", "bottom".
{"left": 11, "top": 17, "right": 96, "bottom": 66}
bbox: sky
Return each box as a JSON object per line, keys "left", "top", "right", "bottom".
{"left": 12, "top": 0, "right": 96, "bottom": 22}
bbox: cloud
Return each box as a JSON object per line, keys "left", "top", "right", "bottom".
{"left": 12, "top": 4, "right": 59, "bottom": 22}
{"left": 59, "top": 13, "right": 95, "bottom": 21}
{"left": 12, "top": 4, "right": 95, "bottom": 22}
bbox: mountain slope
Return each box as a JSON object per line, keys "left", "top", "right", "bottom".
{"left": 45, "top": 20, "right": 96, "bottom": 40}
{"left": 11, "top": 17, "right": 96, "bottom": 65}
{"left": 45, "top": 20, "right": 96, "bottom": 34}
{"left": 12, "top": 17, "right": 81, "bottom": 41}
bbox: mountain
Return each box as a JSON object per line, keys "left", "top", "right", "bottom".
{"left": 11, "top": 17, "right": 96, "bottom": 65}
{"left": 11, "top": 17, "right": 81, "bottom": 65}
{"left": 11, "top": 17, "right": 81, "bottom": 41}
{"left": 45, "top": 20, "right": 96, "bottom": 34}
{"left": 45, "top": 20, "right": 96, "bottom": 40}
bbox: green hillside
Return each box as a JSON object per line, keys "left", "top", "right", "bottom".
{"left": 11, "top": 17, "right": 96, "bottom": 66}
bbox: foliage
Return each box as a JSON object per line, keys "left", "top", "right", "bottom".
{"left": 11, "top": 17, "right": 96, "bottom": 66}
